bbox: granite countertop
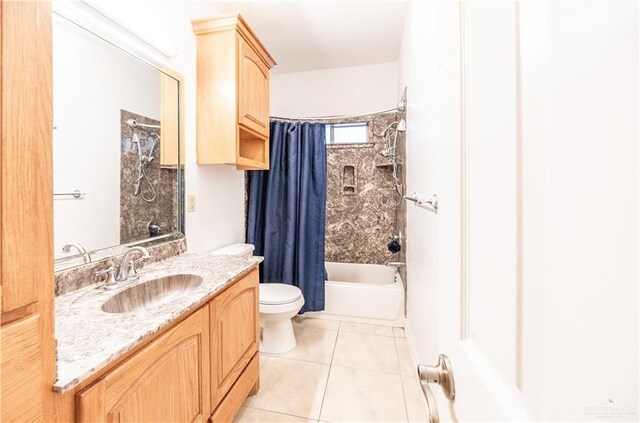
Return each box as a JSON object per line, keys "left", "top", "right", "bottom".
{"left": 54, "top": 252, "right": 263, "bottom": 394}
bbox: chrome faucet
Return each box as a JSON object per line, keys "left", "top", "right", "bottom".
{"left": 116, "top": 246, "right": 151, "bottom": 282}
{"left": 62, "top": 242, "right": 92, "bottom": 264}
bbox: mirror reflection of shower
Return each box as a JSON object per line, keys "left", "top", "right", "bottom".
{"left": 379, "top": 118, "right": 406, "bottom": 203}
{"left": 127, "top": 118, "right": 158, "bottom": 203}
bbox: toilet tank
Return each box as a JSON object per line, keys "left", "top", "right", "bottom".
{"left": 210, "top": 243, "right": 255, "bottom": 257}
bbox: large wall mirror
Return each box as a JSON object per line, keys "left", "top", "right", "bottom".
{"left": 53, "top": 9, "right": 184, "bottom": 272}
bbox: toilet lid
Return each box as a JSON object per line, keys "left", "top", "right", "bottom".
{"left": 260, "top": 283, "right": 303, "bottom": 305}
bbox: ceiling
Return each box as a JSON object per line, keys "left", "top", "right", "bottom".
{"left": 211, "top": 1, "right": 409, "bottom": 74}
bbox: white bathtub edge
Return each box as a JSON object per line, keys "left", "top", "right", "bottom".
{"left": 304, "top": 310, "right": 405, "bottom": 327}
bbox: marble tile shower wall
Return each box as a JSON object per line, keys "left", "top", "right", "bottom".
{"left": 325, "top": 111, "right": 406, "bottom": 264}
{"left": 120, "top": 110, "right": 178, "bottom": 244}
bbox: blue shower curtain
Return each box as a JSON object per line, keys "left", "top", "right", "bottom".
{"left": 246, "top": 120, "right": 327, "bottom": 313}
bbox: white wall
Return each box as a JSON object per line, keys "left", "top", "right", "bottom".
{"left": 53, "top": 17, "right": 160, "bottom": 258}
{"left": 70, "top": 1, "right": 247, "bottom": 254}
{"left": 397, "top": 0, "right": 461, "bottom": 385}
{"left": 270, "top": 62, "right": 398, "bottom": 117}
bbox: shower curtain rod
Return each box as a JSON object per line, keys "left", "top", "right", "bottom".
{"left": 271, "top": 87, "right": 407, "bottom": 122}
{"left": 271, "top": 106, "right": 400, "bottom": 122}
{"left": 126, "top": 118, "right": 161, "bottom": 129}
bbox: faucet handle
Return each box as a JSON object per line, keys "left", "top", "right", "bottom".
{"left": 126, "top": 256, "right": 150, "bottom": 280}
{"left": 95, "top": 266, "right": 117, "bottom": 288}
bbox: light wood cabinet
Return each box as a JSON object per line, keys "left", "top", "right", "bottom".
{"left": 1, "top": 0, "right": 53, "bottom": 313}
{"left": 73, "top": 269, "right": 261, "bottom": 423}
{"left": 76, "top": 308, "right": 210, "bottom": 423}
{"left": 192, "top": 14, "right": 276, "bottom": 170}
{"left": 210, "top": 268, "right": 260, "bottom": 411}
{"left": 1, "top": 315, "right": 44, "bottom": 423}
{"left": 1, "top": 3, "right": 56, "bottom": 422}
{"left": 238, "top": 38, "right": 270, "bottom": 138}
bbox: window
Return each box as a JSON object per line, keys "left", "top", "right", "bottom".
{"left": 325, "top": 122, "right": 369, "bottom": 144}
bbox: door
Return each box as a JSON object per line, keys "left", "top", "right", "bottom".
{"left": 237, "top": 38, "right": 270, "bottom": 138}
{"left": 431, "top": 3, "right": 524, "bottom": 420}
{"left": 426, "top": 2, "right": 639, "bottom": 421}
{"left": 76, "top": 308, "right": 210, "bottom": 423}
{"left": 210, "top": 268, "right": 259, "bottom": 411}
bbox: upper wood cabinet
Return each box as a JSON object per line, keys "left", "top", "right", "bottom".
{"left": 238, "top": 38, "right": 271, "bottom": 137}
{"left": 192, "top": 14, "right": 276, "bottom": 170}
{"left": 76, "top": 308, "right": 210, "bottom": 423}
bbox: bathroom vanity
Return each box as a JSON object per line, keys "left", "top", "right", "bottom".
{"left": 54, "top": 252, "right": 262, "bottom": 423}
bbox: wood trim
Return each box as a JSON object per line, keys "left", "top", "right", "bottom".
{"left": 210, "top": 354, "right": 259, "bottom": 423}
{"left": 1, "top": 303, "right": 37, "bottom": 325}
{"left": 160, "top": 67, "right": 185, "bottom": 167}
{"left": 191, "top": 13, "right": 276, "bottom": 67}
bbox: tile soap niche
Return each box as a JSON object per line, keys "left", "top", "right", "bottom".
{"left": 342, "top": 165, "right": 356, "bottom": 195}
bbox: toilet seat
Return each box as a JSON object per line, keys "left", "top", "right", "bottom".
{"left": 259, "top": 283, "right": 302, "bottom": 305}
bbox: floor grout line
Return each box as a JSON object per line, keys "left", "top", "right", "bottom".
{"left": 316, "top": 321, "right": 341, "bottom": 422}
{"left": 269, "top": 355, "right": 333, "bottom": 366}
{"left": 393, "top": 335, "right": 411, "bottom": 423}
{"left": 242, "top": 403, "right": 314, "bottom": 421}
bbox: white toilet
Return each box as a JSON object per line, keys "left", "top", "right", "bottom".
{"left": 259, "top": 283, "right": 304, "bottom": 353}
{"left": 210, "top": 243, "right": 305, "bottom": 354}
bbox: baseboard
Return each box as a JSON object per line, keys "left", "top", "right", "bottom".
{"left": 403, "top": 317, "right": 421, "bottom": 372}
{"left": 304, "top": 311, "right": 404, "bottom": 327}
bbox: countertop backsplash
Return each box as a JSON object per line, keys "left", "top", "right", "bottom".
{"left": 54, "top": 237, "right": 187, "bottom": 296}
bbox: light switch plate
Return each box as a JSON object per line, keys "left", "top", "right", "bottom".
{"left": 187, "top": 195, "right": 196, "bottom": 212}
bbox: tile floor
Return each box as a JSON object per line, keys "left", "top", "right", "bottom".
{"left": 235, "top": 317, "right": 430, "bottom": 422}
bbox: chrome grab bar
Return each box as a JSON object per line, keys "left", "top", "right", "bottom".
{"left": 54, "top": 190, "right": 86, "bottom": 199}
{"left": 404, "top": 192, "right": 438, "bottom": 213}
{"left": 418, "top": 354, "right": 456, "bottom": 423}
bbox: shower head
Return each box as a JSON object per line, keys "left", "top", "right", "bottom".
{"left": 127, "top": 119, "right": 138, "bottom": 128}
{"left": 396, "top": 119, "right": 407, "bottom": 132}
{"left": 147, "top": 134, "right": 158, "bottom": 160}
{"left": 131, "top": 132, "right": 142, "bottom": 156}
{"left": 379, "top": 122, "right": 396, "bottom": 137}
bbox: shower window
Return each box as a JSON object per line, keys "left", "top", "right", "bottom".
{"left": 325, "top": 122, "right": 368, "bottom": 144}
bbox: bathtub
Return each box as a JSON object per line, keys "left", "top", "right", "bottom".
{"left": 307, "top": 262, "right": 405, "bottom": 326}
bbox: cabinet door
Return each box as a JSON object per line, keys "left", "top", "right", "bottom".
{"left": 210, "top": 269, "right": 259, "bottom": 410}
{"left": 1, "top": 315, "right": 44, "bottom": 423}
{"left": 237, "top": 38, "right": 270, "bottom": 138}
{"left": 76, "top": 307, "right": 209, "bottom": 423}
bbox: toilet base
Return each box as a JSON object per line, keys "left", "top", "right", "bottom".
{"left": 260, "top": 318, "right": 296, "bottom": 354}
